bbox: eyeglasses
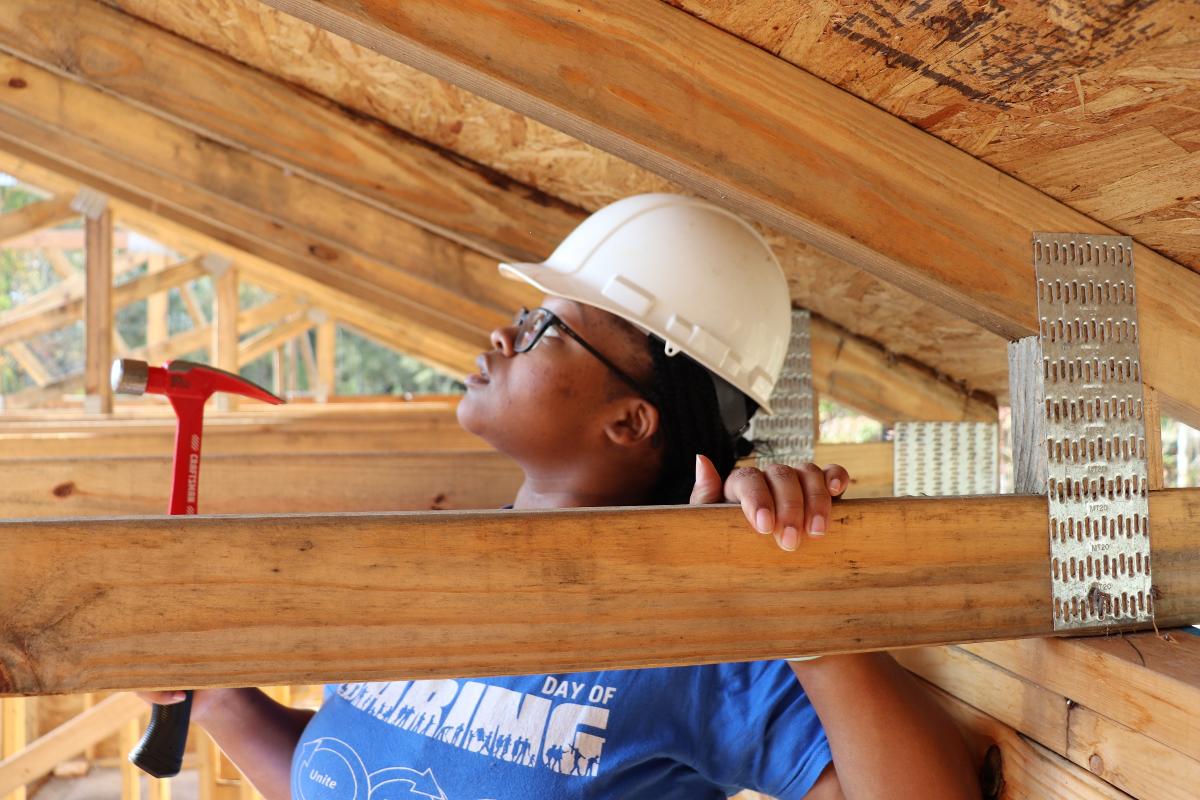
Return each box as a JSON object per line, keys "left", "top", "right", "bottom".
{"left": 512, "top": 307, "right": 657, "bottom": 403}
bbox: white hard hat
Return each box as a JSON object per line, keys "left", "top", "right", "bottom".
{"left": 499, "top": 193, "right": 792, "bottom": 411}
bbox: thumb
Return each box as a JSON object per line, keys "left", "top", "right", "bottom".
{"left": 689, "top": 454, "right": 724, "bottom": 505}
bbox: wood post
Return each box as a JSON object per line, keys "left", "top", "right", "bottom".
{"left": 1, "top": 698, "right": 27, "bottom": 800}
{"left": 145, "top": 253, "right": 168, "bottom": 363}
{"left": 1007, "top": 336, "right": 1045, "bottom": 495}
{"left": 83, "top": 205, "right": 113, "bottom": 415}
{"left": 210, "top": 257, "right": 238, "bottom": 412}
{"left": 316, "top": 317, "right": 336, "bottom": 401}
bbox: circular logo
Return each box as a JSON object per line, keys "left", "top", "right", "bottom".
{"left": 191, "top": 434, "right": 201, "bottom": 451}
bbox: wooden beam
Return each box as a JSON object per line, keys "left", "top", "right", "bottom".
{"left": 0, "top": 692, "right": 144, "bottom": 798}
{"left": 0, "top": 4, "right": 1002, "bottom": 417}
{"left": 0, "top": 492, "right": 1196, "bottom": 694}
{"left": 0, "top": 195, "right": 73, "bottom": 244}
{"left": 0, "top": 450, "right": 522, "bottom": 517}
{"left": 144, "top": 252, "right": 168, "bottom": 362}
{"left": 0, "top": 256, "right": 206, "bottom": 349}
{"left": 0, "top": 52, "right": 503, "bottom": 373}
{"left": 898, "top": 640, "right": 1200, "bottom": 800}
{"left": 961, "top": 633, "right": 1200, "bottom": 765}
{"left": 40, "top": 247, "right": 73, "bottom": 280}
{"left": 83, "top": 207, "right": 112, "bottom": 414}
{"left": 257, "top": 0, "right": 1200, "bottom": 431}
{"left": 179, "top": 283, "right": 206, "bottom": 328}
{"left": 0, "top": 0, "right": 567, "bottom": 296}
{"left": 917, "top": 681, "right": 1128, "bottom": 800}
{"left": 237, "top": 311, "right": 315, "bottom": 368}
{"left": 810, "top": 316, "right": 995, "bottom": 424}
{"left": 2, "top": 343, "right": 51, "bottom": 387}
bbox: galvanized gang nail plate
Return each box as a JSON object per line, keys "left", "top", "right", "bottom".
{"left": 750, "top": 309, "right": 813, "bottom": 468}
{"left": 1034, "top": 232, "right": 1152, "bottom": 630}
{"left": 893, "top": 422, "right": 998, "bottom": 497}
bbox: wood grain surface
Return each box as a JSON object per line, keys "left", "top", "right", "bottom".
{"left": 255, "top": 0, "right": 1200, "bottom": 430}
{"left": 0, "top": 492, "right": 1195, "bottom": 695}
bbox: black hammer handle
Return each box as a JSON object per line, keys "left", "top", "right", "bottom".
{"left": 129, "top": 690, "right": 193, "bottom": 778}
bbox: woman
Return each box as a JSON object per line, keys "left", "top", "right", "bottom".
{"left": 141, "top": 195, "right": 978, "bottom": 798}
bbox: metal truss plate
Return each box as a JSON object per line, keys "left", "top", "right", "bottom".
{"left": 893, "top": 422, "right": 998, "bottom": 497}
{"left": 750, "top": 310, "right": 813, "bottom": 468}
{"left": 1034, "top": 232, "right": 1152, "bottom": 631}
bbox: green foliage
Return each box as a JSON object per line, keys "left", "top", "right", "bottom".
{"left": 335, "top": 326, "right": 464, "bottom": 396}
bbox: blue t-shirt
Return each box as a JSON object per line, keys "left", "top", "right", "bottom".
{"left": 291, "top": 661, "right": 831, "bottom": 799}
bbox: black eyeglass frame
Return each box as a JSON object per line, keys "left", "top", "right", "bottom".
{"left": 512, "top": 307, "right": 659, "bottom": 403}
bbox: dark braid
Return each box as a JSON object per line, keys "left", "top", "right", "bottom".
{"left": 645, "top": 335, "right": 757, "bottom": 505}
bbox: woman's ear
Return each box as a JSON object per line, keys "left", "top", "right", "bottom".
{"left": 603, "top": 398, "right": 661, "bottom": 448}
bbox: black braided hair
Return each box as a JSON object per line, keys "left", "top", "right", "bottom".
{"left": 645, "top": 335, "right": 758, "bottom": 505}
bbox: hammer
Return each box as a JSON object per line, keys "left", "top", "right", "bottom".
{"left": 111, "top": 358, "right": 283, "bottom": 777}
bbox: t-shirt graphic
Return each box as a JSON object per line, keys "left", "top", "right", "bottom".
{"left": 292, "top": 662, "right": 831, "bottom": 799}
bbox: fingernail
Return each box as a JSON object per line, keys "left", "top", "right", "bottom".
{"left": 695, "top": 454, "right": 703, "bottom": 481}
{"left": 171, "top": 691, "right": 186, "bottom": 702}
{"left": 755, "top": 508, "right": 774, "bottom": 534}
{"left": 810, "top": 514, "right": 826, "bottom": 536}
{"left": 781, "top": 526, "right": 799, "bottom": 551}
{"left": 829, "top": 479, "right": 842, "bottom": 493}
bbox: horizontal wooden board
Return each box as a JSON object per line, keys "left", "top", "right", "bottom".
{"left": 0, "top": 450, "right": 522, "bottom": 517}
{"left": 0, "top": 492, "right": 1196, "bottom": 694}
{"left": 962, "top": 632, "right": 1200, "bottom": 764}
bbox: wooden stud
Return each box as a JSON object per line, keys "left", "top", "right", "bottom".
{"left": 0, "top": 692, "right": 145, "bottom": 798}
{"left": 83, "top": 206, "right": 113, "bottom": 415}
{"left": 1145, "top": 386, "right": 1164, "bottom": 491}
{"left": 117, "top": 717, "right": 141, "bottom": 800}
{"left": 298, "top": 328, "right": 318, "bottom": 398}
{"left": 316, "top": 318, "right": 336, "bottom": 403}
{"left": 1, "top": 698, "right": 27, "bottom": 800}
{"left": 145, "top": 253, "right": 169, "bottom": 363}
{"left": 211, "top": 261, "right": 239, "bottom": 412}
{"left": 1008, "top": 337, "right": 1047, "bottom": 495}
{"left": 0, "top": 492, "right": 1197, "bottom": 694}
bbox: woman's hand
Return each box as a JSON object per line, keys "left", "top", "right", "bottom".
{"left": 133, "top": 689, "right": 231, "bottom": 726}
{"left": 690, "top": 455, "right": 849, "bottom": 551}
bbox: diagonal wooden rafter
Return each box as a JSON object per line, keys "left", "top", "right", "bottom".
{"left": 2, "top": 342, "right": 51, "bottom": 386}
{"left": 0, "top": 256, "right": 205, "bottom": 349}
{"left": 0, "top": 194, "right": 74, "bottom": 244}
{"left": 0, "top": 56, "right": 499, "bottom": 375}
{"left": 0, "top": 493, "right": 1196, "bottom": 694}
{"left": 237, "top": 309, "right": 316, "bottom": 367}
{"left": 0, "top": 0, "right": 997, "bottom": 422}
{"left": 254, "top": 0, "right": 1200, "bottom": 430}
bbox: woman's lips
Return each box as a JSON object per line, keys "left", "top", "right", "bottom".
{"left": 466, "top": 355, "right": 491, "bottom": 387}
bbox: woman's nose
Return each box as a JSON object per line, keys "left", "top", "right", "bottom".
{"left": 490, "top": 324, "right": 516, "bottom": 357}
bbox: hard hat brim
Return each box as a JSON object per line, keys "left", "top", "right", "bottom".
{"left": 498, "top": 260, "right": 775, "bottom": 415}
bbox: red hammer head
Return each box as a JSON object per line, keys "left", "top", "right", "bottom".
{"left": 111, "top": 359, "right": 283, "bottom": 516}
{"left": 111, "top": 358, "right": 284, "bottom": 405}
